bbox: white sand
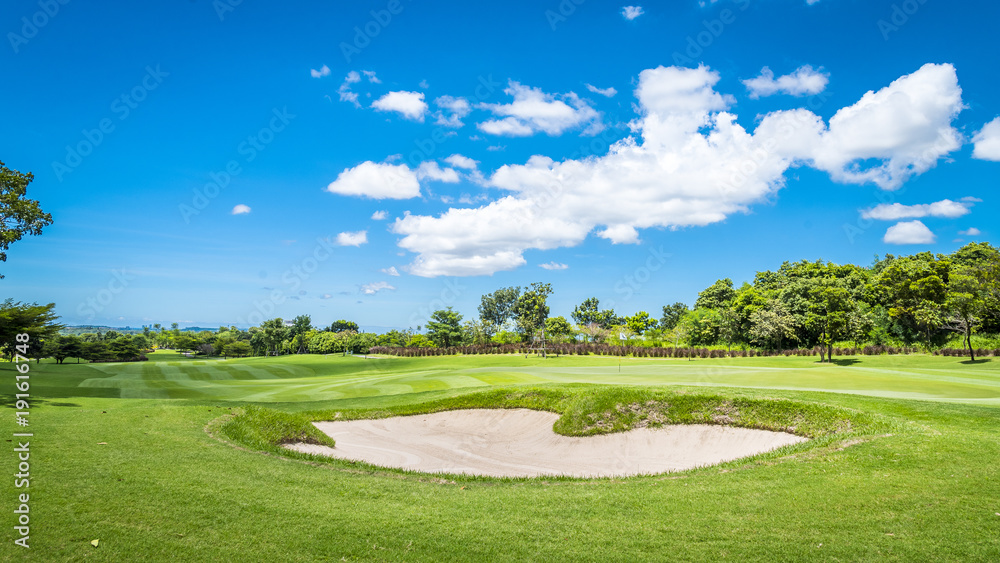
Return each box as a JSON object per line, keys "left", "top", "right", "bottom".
{"left": 285, "top": 408, "right": 807, "bottom": 478}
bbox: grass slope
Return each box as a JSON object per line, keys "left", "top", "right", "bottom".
{"left": 2, "top": 352, "right": 999, "bottom": 561}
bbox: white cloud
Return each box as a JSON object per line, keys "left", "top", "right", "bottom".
{"left": 742, "top": 65, "right": 829, "bottom": 99}
{"left": 231, "top": 204, "right": 251, "bottom": 215}
{"left": 433, "top": 96, "right": 472, "bottom": 127}
{"left": 416, "top": 161, "right": 460, "bottom": 183}
{"left": 327, "top": 161, "right": 420, "bottom": 199}
{"left": 539, "top": 262, "right": 569, "bottom": 270}
{"left": 381, "top": 266, "right": 400, "bottom": 276}
{"left": 884, "top": 220, "right": 936, "bottom": 245}
{"left": 321, "top": 294, "right": 332, "bottom": 299}
{"left": 362, "top": 70, "right": 381, "bottom": 84}
{"left": 621, "top": 6, "right": 644, "bottom": 20}
{"left": 477, "top": 81, "right": 601, "bottom": 137}
{"left": 585, "top": 84, "right": 617, "bottom": 97}
{"left": 372, "top": 91, "right": 428, "bottom": 122}
{"left": 310, "top": 65, "right": 331, "bottom": 78}
{"left": 386, "top": 64, "right": 967, "bottom": 276}
{"left": 959, "top": 227, "right": 981, "bottom": 236}
{"left": 371, "top": 210, "right": 388, "bottom": 220}
{"left": 361, "top": 281, "right": 395, "bottom": 295}
{"left": 338, "top": 71, "right": 361, "bottom": 107}
{"left": 860, "top": 198, "right": 975, "bottom": 220}
{"left": 764, "top": 62, "right": 964, "bottom": 190}
{"left": 972, "top": 117, "right": 1000, "bottom": 161}
{"left": 444, "top": 154, "right": 479, "bottom": 170}
{"left": 336, "top": 230, "right": 368, "bottom": 247}
{"left": 419, "top": 79, "right": 429, "bottom": 89}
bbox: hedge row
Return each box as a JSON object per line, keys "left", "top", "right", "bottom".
{"left": 368, "top": 343, "right": 930, "bottom": 358}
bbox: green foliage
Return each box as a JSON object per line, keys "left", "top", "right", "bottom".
{"left": 624, "top": 311, "right": 657, "bottom": 335}
{"left": 0, "top": 299, "right": 62, "bottom": 357}
{"left": 513, "top": 282, "right": 553, "bottom": 337}
{"left": 695, "top": 278, "right": 736, "bottom": 310}
{"left": 571, "top": 297, "right": 619, "bottom": 328}
{"left": 478, "top": 286, "right": 521, "bottom": 337}
{"left": 544, "top": 315, "right": 574, "bottom": 341}
{"left": 329, "top": 319, "right": 359, "bottom": 333}
{"left": 659, "top": 302, "right": 688, "bottom": 330}
{"left": 0, "top": 160, "right": 53, "bottom": 277}
{"left": 427, "top": 307, "right": 464, "bottom": 347}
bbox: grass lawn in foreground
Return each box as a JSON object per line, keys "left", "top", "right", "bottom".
{"left": 2, "top": 352, "right": 999, "bottom": 561}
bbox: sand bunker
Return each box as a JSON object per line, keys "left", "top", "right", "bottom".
{"left": 285, "top": 408, "right": 807, "bottom": 478}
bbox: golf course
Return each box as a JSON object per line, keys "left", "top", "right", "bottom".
{"left": 4, "top": 350, "right": 999, "bottom": 560}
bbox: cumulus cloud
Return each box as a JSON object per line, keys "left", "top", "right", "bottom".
{"left": 762, "top": 62, "right": 964, "bottom": 189}
{"left": 231, "top": 204, "right": 251, "bottom": 215}
{"left": 444, "top": 154, "right": 479, "bottom": 170}
{"left": 327, "top": 161, "right": 420, "bottom": 199}
{"left": 372, "top": 91, "right": 428, "bottom": 122}
{"left": 361, "top": 281, "right": 395, "bottom": 295}
{"left": 371, "top": 210, "right": 388, "bottom": 220}
{"left": 884, "top": 220, "right": 936, "bottom": 245}
{"left": 335, "top": 230, "right": 368, "bottom": 247}
{"left": 381, "top": 266, "right": 400, "bottom": 276}
{"left": 310, "top": 64, "right": 331, "bottom": 78}
{"left": 860, "top": 198, "right": 975, "bottom": 220}
{"left": 477, "top": 81, "right": 602, "bottom": 137}
{"left": 586, "top": 84, "right": 617, "bottom": 97}
{"left": 416, "top": 161, "right": 460, "bottom": 183}
{"left": 621, "top": 6, "right": 644, "bottom": 20}
{"left": 433, "top": 96, "right": 472, "bottom": 127}
{"left": 539, "top": 262, "right": 569, "bottom": 270}
{"left": 972, "top": 117, "right": 1000, "bottom": 161}
{"left": 355, "top": 64, "right": 965, "bottom": 276}
{"left": 742, "top": 65, "right": 829, "bottom": 99}
{"left": 362, "top": 70, "right": 381, "bottom": 83}
{"left": 959, "top": 227, "right": 981, "bottom": 236}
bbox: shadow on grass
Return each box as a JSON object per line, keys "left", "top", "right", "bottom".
{"left": 959, "top": 358, "right": 993, "bottom": 365}
{"left": 829, "top": 359, "right": 861, "bottom": 366}
{"left": 0, "top": 395, "right": 82, "bottom": 408}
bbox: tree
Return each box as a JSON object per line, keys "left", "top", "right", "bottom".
{"left": 544, "top": 316, "right": 573, "bottom": 341}
{"left": 462, "top": 319, "right": 489, "bottom": 345}
{"left": 226, "top": 341, "right": 251, "bottom": 357}
{"left": 478, "top": 286, "right": 521, "bottom": 338}
{"left": 624, "top": 312, "right": 657, "bottom": 335}
{"left": 749, "top": 301, "right": 798, "bottom": 350}
{"left": 259, "top": 318, "right": 288, "bottom": 355}
{"left": 946, "top": 265, "right": 988, "bottom": 361}
{"left": 43, "top": 335, "right": 83, "bottom": 364}
{"left": 513, "top": 282, "right": 553, "bottom": 338}
{"left": 659, "top": 302, "right": 688, "bottom": 330}
{"left": 426, "top": 307, "right": 464, "bottom": 348}
{"left": 1, "top": 161, "right": 53, "bottom": 278}
{"left": 571, "top": 297, "right": 618, "bottom": 328}
{"left": 805, "top": 279, "right": 851, "bottom": 362}
{"left": 694, "top": 278, "right": 736, "bottom": 310}
{"left": 108, "top": 336, "right": 141, "bottom": 360}
{"left": 0, "top": 299, "right": 62, "bottom": 358}
{"left": 329, "top": 319, "right": 359, "bottom": 333}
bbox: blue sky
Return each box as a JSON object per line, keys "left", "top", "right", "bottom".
{"left": 2, "top": 0, "right": 998, "bottom": 330}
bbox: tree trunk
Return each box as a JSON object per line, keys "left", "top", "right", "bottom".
{"left": 967, "top": 324, "right": 975, "bottom": 361}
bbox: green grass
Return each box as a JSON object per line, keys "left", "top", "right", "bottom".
{"left": 3, "top": 351, "right": 1000, "bottom": 561}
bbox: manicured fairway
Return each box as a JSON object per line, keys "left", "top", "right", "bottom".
{"left": 3, "top": 352, "right": 999, "bottom": 561}
{"left": 30, "top": 350, "right": 1000, "bottom": 405}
